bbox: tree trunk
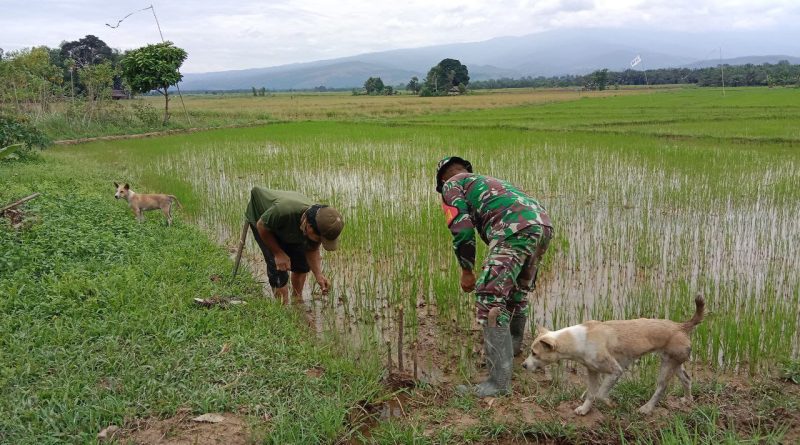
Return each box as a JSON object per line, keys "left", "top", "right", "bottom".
{"left": 162, "top": 89, "right": 170, "bottom": 125}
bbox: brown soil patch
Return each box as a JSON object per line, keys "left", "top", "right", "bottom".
{"left": 358, "top": 361, "right": 800, "bottom": 444}
{"left": 118, "top": 410, "right": 260, "bottom": 445}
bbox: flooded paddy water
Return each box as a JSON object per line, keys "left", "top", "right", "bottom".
{"left": 128, "top": 112, "right": 800, "bottom": 384}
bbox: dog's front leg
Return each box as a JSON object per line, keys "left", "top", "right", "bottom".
{"left": 596, "top": 375, "right": 617, "bottom": 408}
{"left": 595, "top": 358, "right": 624, "bottom": 402}
{"left": 575, "top": 370, "right": 600, "bottom": 415}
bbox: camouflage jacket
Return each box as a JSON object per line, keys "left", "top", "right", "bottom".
{"left": 441, "top": 173, "right": 552, "bottom": 270}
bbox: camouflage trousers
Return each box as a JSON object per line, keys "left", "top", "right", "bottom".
{"left": 475, "top": 224, "right": 553, "bottom": 326}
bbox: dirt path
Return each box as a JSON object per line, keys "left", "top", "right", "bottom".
{"left": 53, "top": 123, "right": 267, "bottom": 146}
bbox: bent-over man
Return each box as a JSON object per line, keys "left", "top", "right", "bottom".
{"left": 245, "top": 187, "right": 344, "bottom": 304}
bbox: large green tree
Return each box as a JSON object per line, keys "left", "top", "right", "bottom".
{"left": 588, "top": 68, "right": 609, "bottom": 91}
{"left": 424, "top": 58, "right": 469, "bottom": 95}
{"left": 120, "top": 42, "right": 187, "bottom": 125}
{"left": 58, "top": 35, "right": 120, "bottom": 96}
{"left": 406, "top": 76, "right": 420, "bottom": 94}
{"left": 363, "top": 76, "right": 385, "bottom": 95}
{"left": 59, "top": 35, "right": 115, "bottom": 69}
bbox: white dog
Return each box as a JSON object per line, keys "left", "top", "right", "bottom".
{"left": 522, "top": 296, "right": 705, "bottom": 415}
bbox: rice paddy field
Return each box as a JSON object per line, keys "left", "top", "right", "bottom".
{"left": 4, "top": 86, "right": 800, "bottom": 443}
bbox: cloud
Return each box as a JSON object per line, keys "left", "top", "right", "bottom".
{"left": 0, "top": 0, "right": 797, "bottom": 72}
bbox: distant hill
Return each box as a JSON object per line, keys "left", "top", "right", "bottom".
{"left": 179, "top": 27, "right": 800, "bottom": 91}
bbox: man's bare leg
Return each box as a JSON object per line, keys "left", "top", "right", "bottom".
{"left": 273, "top": 286, "right": 290, "bottom": 305}
{"left": 290, "top": 272, "right": 308, "bottom": 304}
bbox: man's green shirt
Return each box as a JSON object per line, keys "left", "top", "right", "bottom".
{"left": 245, "top": 187, "right": 312, "bottom": 245}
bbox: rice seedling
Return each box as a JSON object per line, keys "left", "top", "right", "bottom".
{"left": 46, "top": 87, "right": 800, "bottom": 387}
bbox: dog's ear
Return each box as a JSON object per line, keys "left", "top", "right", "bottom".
{"left": 539, "top": 337, "right": 557, "bottom": 352}
{"left": 535, "top": 325, "right": 550, "bottom": 337}
{"left": 124, "top": 183, "right": 130, "bottom": 190}
{"left": 114, "top": 182, "right": 119, "bottom": 188}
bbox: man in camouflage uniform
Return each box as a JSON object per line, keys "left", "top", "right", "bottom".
{"left": 437, "top": 156, "right": 553, "bottom": 397}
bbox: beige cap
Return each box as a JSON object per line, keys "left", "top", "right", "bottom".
{"left": 315, "top": 206, "right": 344, "bottom": 251}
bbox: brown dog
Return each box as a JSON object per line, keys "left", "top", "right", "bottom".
{"left": 522, "top": 296, "right": 705, "bottom": 415}
{"left": 114, "top": 182, "right": 182, "bottom": 226}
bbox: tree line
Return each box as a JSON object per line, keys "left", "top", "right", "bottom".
{"left": 470, "top": 61, "right": 800, "bottom": 90}
{"left": 1, "top": 35, "right": 188, "bottom": 159}
{"left": 1, "top": 35, "right": 186, "bottom": 125}
{"left": 360, "top": 58, "right": 471, "bottom": 96}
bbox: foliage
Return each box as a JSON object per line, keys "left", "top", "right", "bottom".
{"left": 0, "top": 112, "right": 50, "bottom": 160}
{"left": 406, "top": 76, "right": 421, "bottom": 94}
{"left": 424, "top": 58, "right": 470, "bottom": 95}
{"left": 470, "top": 61, "right": 800, "bottom": 89}
{"left": 76, "top": 61, "right": 116, "bottom": 122}
{"left": 780, "top": 359, "right": 800, "bottom": 384}
{"left": 364, "top": 76, "right": 385, "bottom": 95}
{"left": 419, "top": 85, "right": 434, "bottom": 97}
{"left": 0, "top": 143, "right": 21, "bottom": 160}
{"left": 0, "top": 37, "right": 128, "bottom": 126}
{"left": 59, "top": 34, "right": 116, "bottom": 69}
{"left": 0, "top": 47, "right": 63, "bottom": 113}
{"left": 130, "top": 100, "right": 161, "bottom": 126}
{"left": 120, "top": 42, "right": 187, "bottom": 124}
{"left": 586, "top": 68, "right": 609, "bottom": 90}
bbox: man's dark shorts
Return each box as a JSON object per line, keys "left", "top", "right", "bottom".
{"left": 250, "top": 223, "right": 310, "bottom": 288}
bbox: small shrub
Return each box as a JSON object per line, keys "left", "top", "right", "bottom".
{"left": 0, "top": 112, "right": 50, "bottom": 161}
{"left": 419, "top": 86, "right": 434, "bottom": 97}
{"left": 780, "top": 359, "right": 800, "bottom": 384}
{"left": 131, "top": 100, "right": 161, "bottom": 126}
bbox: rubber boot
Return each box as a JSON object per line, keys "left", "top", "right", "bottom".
{"left": 509, "top": 312, "right": 527, "bottom": 356}
{"left": 457, "top": 324, "right": 513, "bottom": 397}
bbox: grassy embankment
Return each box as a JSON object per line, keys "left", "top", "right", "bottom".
{"left": 0, "top": 160, "right": 383, "bottom": 444}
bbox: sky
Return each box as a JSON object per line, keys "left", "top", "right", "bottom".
{"left": 2, "top": 0, "right": 798, "bottom": 73}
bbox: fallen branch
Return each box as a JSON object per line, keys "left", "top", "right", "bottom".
{"left": 1, "top": 193, "right": 40, "bottom": 215}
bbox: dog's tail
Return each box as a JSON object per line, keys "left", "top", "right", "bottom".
{"left": 681, "top": 295, "right": 705, "bottom": 332}
{"left": 169, "top": 195, "right": 183, "bottom": 209}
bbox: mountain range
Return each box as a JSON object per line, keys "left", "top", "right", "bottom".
{"left": 178, "top": 28, "right": 800, "bottom": 91}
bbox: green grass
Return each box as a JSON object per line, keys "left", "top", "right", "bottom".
{"left": 0, "top": 159, "right": 383, "bottom": 444}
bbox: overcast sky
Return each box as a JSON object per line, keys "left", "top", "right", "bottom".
{"left": 2, "top": 0, "right": 798, "bottom": 73}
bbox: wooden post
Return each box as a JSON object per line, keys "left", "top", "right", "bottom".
{"left": 412, "top": 341, "right": 418, "bottom": 381}
{"left": 386, "top": 340, "right": 392, "bottom": 372}
{"left": 397, "top": 305, "right": 404, "bottom": 372}
{"left": 231, "top": 220, "right": 249, "bottom": 279}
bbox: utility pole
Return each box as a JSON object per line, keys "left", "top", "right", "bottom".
{"left": 720, "top": 47, "right": 726, "bottom": 97}
{"left": 107, "top": 5, "right": 191, "bottom": 124}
